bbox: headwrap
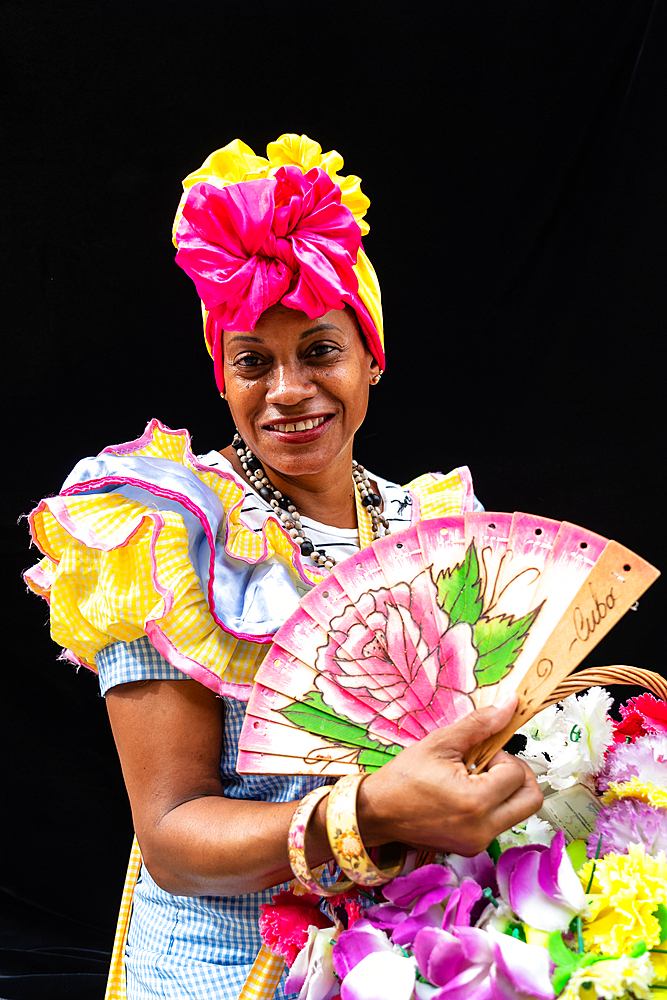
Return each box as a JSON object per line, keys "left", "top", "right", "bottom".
{"left": 172, "top": 134, "right": 384, "bottom": 393}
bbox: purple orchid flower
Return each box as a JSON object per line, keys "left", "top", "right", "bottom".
{"left": 496, "top": 830, "right": 587, "bottom": 932}
{"left": 332, "top": 919, "right": 416, "bottom": 1000}
{"left": 412, "top": 925, "right": 554, "bottom": 1000}
{"left": 365, "top": 865, "right": 481, "bottom": 949}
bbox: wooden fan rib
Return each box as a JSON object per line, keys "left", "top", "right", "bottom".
{"left": 488, "top": 520, "right": 612, "bottom": 708}
{"left": 466, "top": 539, "right": 660, "bottom": 771}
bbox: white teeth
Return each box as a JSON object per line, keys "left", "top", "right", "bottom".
{"left": 270, "top": 416, "right": 327, "bottom": 432}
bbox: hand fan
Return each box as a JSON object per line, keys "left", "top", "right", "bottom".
{"left": 237, "top": 513, "right": 659, "bottom": 777}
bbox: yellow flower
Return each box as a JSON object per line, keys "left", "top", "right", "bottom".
{"left": 650, "top": 939, "right": 667, "bottom": 983}
{"left": 578, "top": 845, "right": 667, "bottom": 956}
{"left": 601, "top": 777, "right": 667, "bottom": 809}
{"left": 560, "top": 954, "right": 653, "bottom": 1000}
{"left": 173, "top": 133, "right": 370, "bottom": 243}
{"left": 333, "top": 830, "right": 363, "bottom": 861}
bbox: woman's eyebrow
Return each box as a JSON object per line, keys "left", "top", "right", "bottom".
{"left": 227, "top": 323, "right": 340, "bottom": 346}
{"left": 298, "top": 323, "right": 339, "bottom": 339}
{"left": 226, "top": 334, "right": 263, "bottom": 345}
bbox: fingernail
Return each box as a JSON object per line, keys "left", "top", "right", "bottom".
{"left": 496, "top": 693, "right": 516, "bottom": 710}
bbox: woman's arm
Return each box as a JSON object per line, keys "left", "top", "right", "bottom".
{"left": 106, "top": 680, "right": 542, "bottom": 898}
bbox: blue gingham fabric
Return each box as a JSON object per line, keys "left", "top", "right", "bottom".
{"left": 97, "top": 638, "right": 334, "bottom": 1000}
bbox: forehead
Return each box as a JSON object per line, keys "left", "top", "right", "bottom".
{"left": 224, "top": 304, "right": 363, "bottom": 347}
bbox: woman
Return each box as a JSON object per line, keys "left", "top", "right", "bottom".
{"left": 25, "top": 134, "right": 542, "bottom": 999}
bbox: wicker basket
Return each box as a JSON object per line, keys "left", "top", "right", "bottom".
{"left": 535, "top": 664, "right": 667, "bottom": 709}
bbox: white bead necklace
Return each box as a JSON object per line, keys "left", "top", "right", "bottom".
{"left": 232, "top": 432, "right": 390, "bottom": 568}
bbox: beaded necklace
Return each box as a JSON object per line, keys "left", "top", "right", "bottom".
{"left": 232, "top": 432, "right": 390, "bottom": 569}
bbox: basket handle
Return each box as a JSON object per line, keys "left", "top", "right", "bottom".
{"left": 533, "top": 665, "right": 667, "bottom": 711}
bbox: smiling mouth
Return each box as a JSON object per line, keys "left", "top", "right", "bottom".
{"left": 264, "top": 415, "right": 331, "bottom": 433}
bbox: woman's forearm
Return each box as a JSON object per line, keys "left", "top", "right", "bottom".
{"left": 139, "top": 793, "right": 334, "bottom": 897}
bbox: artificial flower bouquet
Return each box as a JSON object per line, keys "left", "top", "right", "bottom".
{"left": 260, "top": 688, "right": 667, "bottom": 1000}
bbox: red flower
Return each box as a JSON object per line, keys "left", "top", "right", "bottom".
{"left": 624, "top": 693, "right": 667, "bottom": 734}
{"left": 259, "top": 890, "right": 332, "bottom": 967}
{"left": 612, "top": 710, "right": 647, "bottom": 744}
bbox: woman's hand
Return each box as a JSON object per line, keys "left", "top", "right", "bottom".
{"left": 357, "top": 694, "right": 543, "bottom": 857}
{"left": 107, "top": 681, "right": 542, "bottom": 898}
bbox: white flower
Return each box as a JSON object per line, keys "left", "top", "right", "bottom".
{"left": 340, "top": 950, "right": 416, "bottom": 1000}
{"left": 498, "top": 814, "right": 556, "bottom": 848}
{"left": 518, "top": 688, "right": 615, "bottom": 792}
{"left": 285, "top": 925, "right": 340, "bottom": 1000}
{"left": 518, "top": 704, "right": 563, "bottom": 755}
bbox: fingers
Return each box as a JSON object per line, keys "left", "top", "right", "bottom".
{"left": 473, "top": 750, "right": 534, "bottom": 804}
{"left": 429, "top": 693, "right": 519, "bottom": 758}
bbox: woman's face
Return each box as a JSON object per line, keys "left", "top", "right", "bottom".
{"left": 222, "top": 304, "right": 378, "bottom": 480}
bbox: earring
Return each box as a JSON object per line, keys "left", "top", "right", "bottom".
{"left": 370, "top": 369, "right": 383, "bottom": 386}
{"left": 220, "top": 392, "right": 227, "bottom": 400}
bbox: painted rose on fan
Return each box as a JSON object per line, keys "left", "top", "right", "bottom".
{"left": 314, "top": 575, "right": 477, "bottom": 740}
{"left": 276, "top": 541, "right": 541, "bottom": 766}
{"left": 313, "top": 545, "right": 542, "bottom": 742}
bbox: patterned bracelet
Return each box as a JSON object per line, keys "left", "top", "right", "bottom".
{"left": 326, "top": 773, "right": 407, "bottom": 886}
{"left": 287, "top": 784, "right": 355, "bottom": 896}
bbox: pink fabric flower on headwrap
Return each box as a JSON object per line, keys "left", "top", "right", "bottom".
{"left": 174, "top": 164, "right": 368, "bottom": 390}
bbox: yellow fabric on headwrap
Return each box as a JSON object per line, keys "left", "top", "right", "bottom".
{"left": 172, "top": 133, "right": 384, "bottom": 366}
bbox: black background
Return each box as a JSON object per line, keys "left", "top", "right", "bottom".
{"left": 2, "top": 1, "right": 665, "bottom": 996}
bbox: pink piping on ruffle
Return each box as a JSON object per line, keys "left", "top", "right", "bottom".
{"left": 100, "top": 417, "right": 323, "bottom": 588}
{"left": 30, "top": 495, "right": 148, "bottom": 553}
{"left": 408, "top": 466, "right": 474, "bottom": 527}
{"left": 23, "top": 560, "right": 54, "bottom": 596}
{"left": 54, "top": 476, "right": 273, "bottom": 643}
{"left": 145, "top": 621, "right": 254, "bottom": 701}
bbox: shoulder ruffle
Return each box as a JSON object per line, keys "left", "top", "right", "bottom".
{"left": 24, "top": 419, "right": 330, "bottom": 697}
{"left": 24, "top": 421, "right": 477, "bottom": 698}
{"left": 404, "top": 467, "right": 476, "bottom": 521}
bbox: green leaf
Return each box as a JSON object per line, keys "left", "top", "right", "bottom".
{"left": 487, "top": 838, "right": 501, "bottom": 863}
{"left": 654, "top": 905, "right": 667, "bottom": 942}
{"left": 435, "top": 542, "right": 483, "bottom": 626}
{"left": 473, "top": 603, "right": 543, "bottom": 687}
{"left": 279, "top": 691, "right": 403, "bottom": 767}
{"left": 548, "top": 932, "right": 578, "bottom": 971}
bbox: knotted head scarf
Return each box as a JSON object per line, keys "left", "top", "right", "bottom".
{"left": 172, "top": 134, "right": 384, "bottom": 393}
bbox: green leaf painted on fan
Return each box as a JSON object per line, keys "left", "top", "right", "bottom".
{"left": 434, "top": 541, "right": 483, "bottom": 625}
{"left": 473, "top": 602, "right": 543, "bottom": 687}
{"left": 358, "top": 745, "right": 402, "bottom": 771}
{"left": 279, "top": 691, "right": 403, "bottom": 768}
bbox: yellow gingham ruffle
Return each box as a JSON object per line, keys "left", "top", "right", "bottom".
{"left": 24, "top": 419, "right": 330, "bottom": 695}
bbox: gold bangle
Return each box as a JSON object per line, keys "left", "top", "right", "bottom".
{"left": 325, "top": 773, "right": 407, "bottom": 886}
{"left": 287, "top": 785, "right": 355, "bottom": 897}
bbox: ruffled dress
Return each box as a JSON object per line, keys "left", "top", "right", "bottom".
{"left": 25, "top": 419, "right": 480, "bottom": 1000}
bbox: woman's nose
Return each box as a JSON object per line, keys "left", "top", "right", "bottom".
{"left": 264, "top": 363, "right": 318, "bottom": 405}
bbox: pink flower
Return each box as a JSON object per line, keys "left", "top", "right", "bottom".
{"left": 259, "top": 890, "right": 332, "bottom": 967}
{"left": 496, "top": 831, "right": 587, "bottom": 933}
{"left": 174, "top": 165, "right": 361, "bottom": 335}
{"left": 623, "top": 693, "right": 667, "bottom": 734}
{"left": 314, "top": 573, "right": 477, "bottom": 741}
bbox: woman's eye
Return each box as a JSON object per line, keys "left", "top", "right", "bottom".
{"left": 236, "top": 354, "right": 266, "bottom": 368}
{"left": 308, "top": 343, "right": 336, "bottom": 358}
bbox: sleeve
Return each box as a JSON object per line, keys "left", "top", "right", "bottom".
{"left": 96, "top": 635, "right": 189, "bottom": 697}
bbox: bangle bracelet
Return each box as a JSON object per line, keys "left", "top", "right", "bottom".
{"left": 287, "top": 785, "right": 355, "bottom": 896}
{"left": 326, "top": 773, "right": 407, "bottom": 887}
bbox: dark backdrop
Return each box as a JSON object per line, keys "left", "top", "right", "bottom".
{"left": 2, "top": 1, "right": 665, "bottom": 997}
